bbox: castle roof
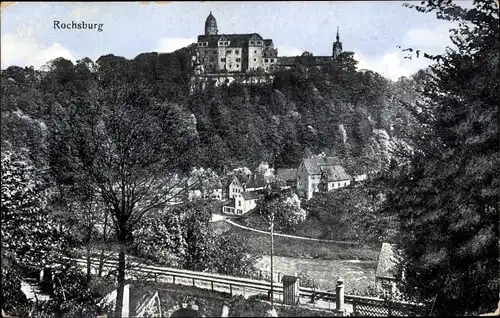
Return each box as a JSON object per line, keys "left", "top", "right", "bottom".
{"left": 205, "top": 11, "right": 217, "bottom": 29}
{"left": 197, "top": 33, "right": 269, "bottom": 48}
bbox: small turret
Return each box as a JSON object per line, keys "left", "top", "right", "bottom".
{"left": 205, "top": 11, "right": 218, "bottom": 36}
{"left": 332, "top": 26, "right": 343, "bottom": 59}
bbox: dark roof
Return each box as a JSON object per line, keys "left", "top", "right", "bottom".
{"left": 246, "top": 173, "right": 266, "bottom": 189}
{"left": 242, "top": 191, "right": 259, "bottom": 200}
{"left": 222, "top": 199, "right": 235, "bottom": 208}
{"left": 277, "top": 169, "right": 297, "bottom": 182}
{"left": 376, "top": 243, "right": 397, "bottom": 279}
{"left": 205, "top": 12, "right": 217, "bottom": 29}
{"left": 320, "top": 165, "right": 351, "bottom": 181}
{"left": 235, "top": 174, "right": 250, "bottom": 185}
{"left": 302, "top": 157, "right": 341, "bottom": 175}
{"left": 197, "top": 33, "right": 266, "bottom": 48}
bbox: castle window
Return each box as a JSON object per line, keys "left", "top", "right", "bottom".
{"left": 235, "top": 50, "right": 239, "bottom": 54}
{"left": 264, "top": 58, "right": 268, "bottom": 63}
{"left": 236, "top": 58, "right": 241, "bottom": 62}
{"left": 227, "top": 50, "right": 232, "bottom": 54}
{"left": 221, "top": 58, "right": 226, "bottom": 62}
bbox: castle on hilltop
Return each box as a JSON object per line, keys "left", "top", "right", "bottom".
{"left": 190, "top": 12, "right": 344, "bottom": 92}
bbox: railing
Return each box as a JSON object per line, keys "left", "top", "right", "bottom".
{"left": 69, "top": 257, "right": 429, "bottom": 316}
{"left": 72, "top": 257, "right": 283, "bottom": 300}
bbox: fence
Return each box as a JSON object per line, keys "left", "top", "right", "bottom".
{"left": 347, "top": 295, "right": 430, "bottom": 317}
{"left": 70, "top": 257, "right": 429, "bottom": 317}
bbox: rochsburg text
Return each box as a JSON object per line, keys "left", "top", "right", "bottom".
{"left": 54, "top": 20, "right": 103, "bottom": 32}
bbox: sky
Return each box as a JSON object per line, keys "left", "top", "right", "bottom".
{"left": 1, "top": 1, "right": 474, "bottom": 81}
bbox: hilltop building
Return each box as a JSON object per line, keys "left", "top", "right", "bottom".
{"left": 190, "top": 12, "right": 345, "bottom": 93}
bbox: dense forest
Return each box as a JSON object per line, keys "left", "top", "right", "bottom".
{"left": 1, "top": 44, "right": 423, "bottom": 176}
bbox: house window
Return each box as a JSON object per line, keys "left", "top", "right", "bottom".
{"left": 250, "top": 41, "right": 255, "bottom": 45}
{"left": 236, "top": 58, "right": 241, "bottom": 62}
{"left": 270, "top": 58, "right": 275, "bottom": 62}
{"left": 264, "top": 59, "right": 268, "bottom": 63}
{"left": 235, "top": 50, "right": 239, "bottom": 54}
{"left": 221, "top": 58, "right": 226, "bottom": 62}
{"left": 203, "top": 42, "right": 208, "bottom": 47}
{"left": 254, "top": 50, "right": 257, "bottom": 54}
{"left": 224, "top": 41, "right": 229, "bottom": 45}
{"left": 227, "top": 50, "right": 232, "bottom": 54}
{"left": 239, "top": 201, "right": 242, "bottom": 206}
{"left": 198, "top": 43, "right": 203, "bottom": 47}
{"left": 236, "top": 64, "right": 239, "bottom": 68}
{"left": 257, "top": 41, "right": 261, "bottom": 45}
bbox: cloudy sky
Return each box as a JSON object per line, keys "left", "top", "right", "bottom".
{"left": 1, "top": 1, "right": 473, "bottom": 81}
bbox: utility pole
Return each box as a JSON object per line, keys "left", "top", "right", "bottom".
{"left": 270, "top": 210, "right": 275, "bottom": 307}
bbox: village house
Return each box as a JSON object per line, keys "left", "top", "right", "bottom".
{"left": 276, "top": 168, "right": 297, "bottom": 189}
{"left": 296, "top": 157, "right": 351, "bottom": 200}
{"left": 222, "top": 172, "right": 266, "bottom": 215}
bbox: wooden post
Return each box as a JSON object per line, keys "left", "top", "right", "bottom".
{"left": 154, "top": 273, "right": 157, "bottom": 283}
{"left": 336, "top": 278, "right": 345, "bottom": 314}
{"left": 192, "top": 278, "right": 195, "bottom": 287}
{"left": 211, "top": 281, "right": 214, "bottom": 292}
{"left": 173, "top": 275, "right": 176, "bottom": 285}
{"left": 230, "top": 284, "right": 233, "bottom": 296}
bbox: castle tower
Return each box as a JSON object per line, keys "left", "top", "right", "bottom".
{"left": 205, "top": 11, "right": 218, "bottom": 36}
{"left": 332, "top": 27, "right": 343, "bottom": 59}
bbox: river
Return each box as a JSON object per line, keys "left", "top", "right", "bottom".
{"left": 255, "top": 255, "right": 377, "bottom": 293}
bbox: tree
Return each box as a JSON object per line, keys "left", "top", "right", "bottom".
{"left": 210, "top": 233, "right": 260, "bottom": 277}
{"left": 1, "top": 151, "right": 63, "bottom": 315}
{"left": 259, "top": 181, "right": 306, "bottom": 233}
{"left": 48, "top": 76, "right": 202, "bottom": 317}
{"left": 387, "top": 1, "right": 499, "bottom": 315}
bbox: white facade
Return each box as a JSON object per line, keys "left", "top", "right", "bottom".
{"left": 327, "top": 179, "right": 351, "bottom": 191}
{"left": 229, "top": 177, "right": 244, "bottom": 199}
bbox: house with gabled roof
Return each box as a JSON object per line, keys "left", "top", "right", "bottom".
{"left": 277, "top": 168, "right": 297, "bottom": 189}
{"left": 296, "top": 156, "right": 351, "bottom": 200}
{"left": 223, "top": 172, "right": 266, "bottom": 215}
{"left": 375, "top": 243, "right": 403, "bottom": 298}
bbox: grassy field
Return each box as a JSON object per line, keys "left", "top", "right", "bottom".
{"left": 227, "top": 222, "right": 380, "bottom": 261}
